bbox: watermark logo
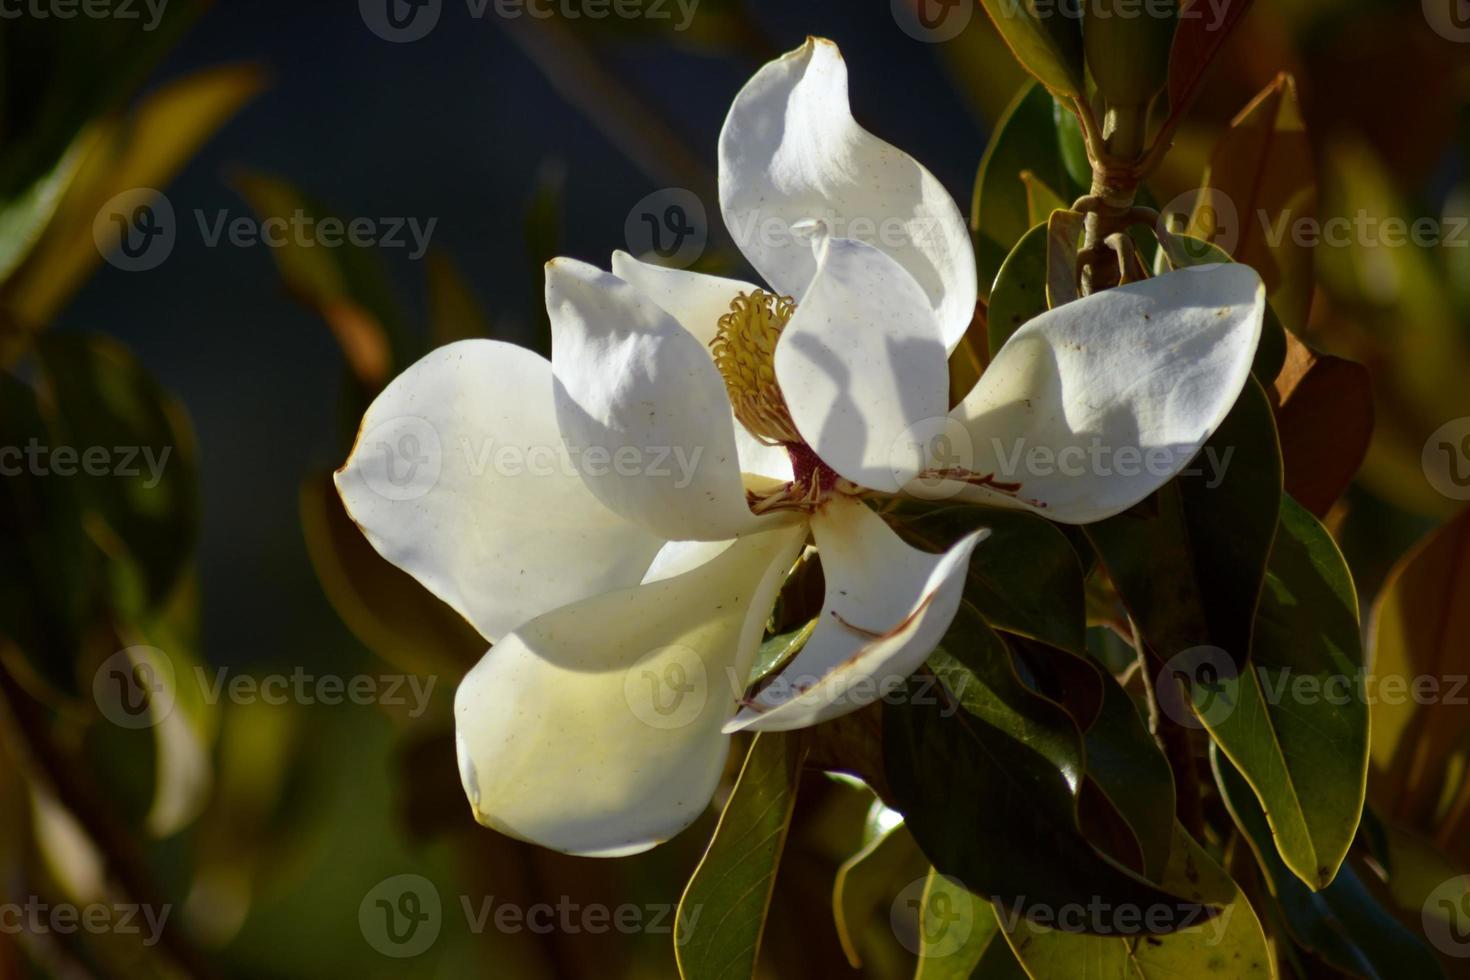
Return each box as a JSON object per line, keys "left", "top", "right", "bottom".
{"left": 360, "top": 0, "right": 442, "bottom": 41}
{"left": 624, "top": 644, "right": 707, "bottom": 729}
{"left": 1423, "top": 875, "right": 1470, "bottom": 956}
{"left": 1159, "top": 187, "right": 1239, "bottom": 259}
{"left": 360, "top": 874, "right": 442, "bottom": 958}
{"left": 1425, "top": 0, "right": 1470, "bottom": 42}
{"left": 624, "top": 188, "right": 707, "bottom": 270}
{"left": 1423, "top": 417, "right": 1470, "bottom": 501}
{"left": 94, "top": 188, "right": 176, "bottom": 271}
{"left": 891, "top": 0, "right": 972, "bottom": 43}
{"left": 0, "top": 0, "right": 170, "bottom": 29}
{"left": 93, "top": 646, "right": 176, "bottom": 729}
{"left": 891, "top": 875, "right": 974, "bottom": 957}
{"left": 891, "top": 416, "right": 975, "bottom": 500}
{"left": 1155, "top": 645, "right": 1238, "bottom": 729}
{"left": 358, "top": 416, "right": 444, "bottom": 502}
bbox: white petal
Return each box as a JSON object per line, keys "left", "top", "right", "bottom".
{"left": 774, "top": 235, "right": 949, "bottom": 493}
{"left": 335, "top": 340, "right": 663, "bottom": 643}
{"left": 935, "top": 264, "right": 1266, "bottom": 523}
{"left": 718, "top": 37, "right": 976, "bottom": 351}
{"left": 726, "top": 496, "right": 985, "bottom": 732}
{"left": 609, "top": 251, "right": 793, "bottom": 483}
{"left": 610, "top": 250, "right": 756, "bottom": 348}
{"left": 454, "top": 524, "right": 806, "bottom": 856}
{"left": 547, "top": 258, "right": 782, "bottom": 541}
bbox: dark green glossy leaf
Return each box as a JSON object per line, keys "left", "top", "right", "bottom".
{"left": 1080, "top": 672, "right": 1176, "bottom": 881}
{"left": 885, "top": 604, "right": 1213, "bottom": 932}
{"left": 1203, "top": 496, "right": 1368, "bottom": 890}
{"left": 986, "top": 222, "right": 1049, "bottom": 357}
{"left": 1085, "top": 376, "right": 1283, "bottom": 677}
{"left": 1214, "top": 748, "right": 1442, "bottom": 979}
{"left": 890, "top": 501, "right": 1085, "bottom": 654}
{"left": 676, "top": 732, "right": 806, "bottom": 979}
{"left": 997, "top": 822, "right": 1271, "bottom": 979}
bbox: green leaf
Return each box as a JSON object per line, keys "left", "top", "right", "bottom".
{"left": 748, "top": 618, "right": 816, "bottom": 688}
{"left": 36, "top": 332, "right": 198, "bottom": 611}
{"left": 986, "top": 222, "right": 1049, "bottom": 357}
{"left": 979, "top": 1, "right": 1085, "bottom": 99}
{"left": 1214, "top": 749, "right": 1443, "bottom": 979}
{"left": 676, "top": 732, "right": 806, "bottom": 980}
{"left": 1081, "top": 672, "right": 1176, "bottom": 882}
{"left": 0, "top": 65, "right": 264, "bottom": 343}
{"left": 973, "top": 83, "right": 1085, "bottom": 298}
{"left": 997, "top": 822, "right": 1272, "bottom": 979}
{"left": 832, "top": 811, "right": 924, "bottom": 970}
{"left": 0, "top": 1, "right": 206, "bottom": 202}
{"left": 885, "top": 604, "right": 1213, "bottom": 932}
{"left": 889, "top": 501, "right": 1086, "bottom": 654}
{"left": 1085, "top": 376, "right": 1284, "bottom": 678}
{"left": 1084, "top": 0, "right": 1177, "bottom": 109}
{"left": 912, "top": 871, "right": 1028, "bottom": 980}
{"left": 1203, "top": 496, "right": 1369, "bottom": 889}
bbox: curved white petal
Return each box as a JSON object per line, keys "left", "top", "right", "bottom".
{"left": 718, "top": 37, "right": 976, "bottom": 351}
{"left": 335, "top": 340, "right": 663, "bottom": 643}
{"left": 610, "top": 251, "right": 793, "bottom": 483}
{"left": 931, "top": 264, "right": 1266, "bottom": 524}
{"left": 610, "top": 250, "right": 756, "bottom": 348}
{"left": 726, "top": 496, "right": 985, "bottom": 732}
{"left": 547, "top": 258, "right": 782, "bottom": 541}
{"left": 774, "top": 236, "right": 949, "bottom": 493}
{"left": 454, "top": 524, "right": 806, "bottom": 856}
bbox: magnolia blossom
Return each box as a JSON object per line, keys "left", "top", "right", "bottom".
{"left": 336, "top": 38, "right": 1265, "bottom": 857}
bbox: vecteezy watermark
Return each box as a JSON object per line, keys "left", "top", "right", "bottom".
{"left": 991, "top": 894, "right": 1229, "bottom": 940}
{"left": 1160, "top": 188, "right": 1470, "bottom": 255}
{"left": 359, "top": 875, "right": 697, "bottom": 958}
{"left": 624, "top": 188, "right": 708, "bottom": 270}
{"left": 623, "top": 649, "right": 971, "bottom": 731}
{"left": 1423, "top": 875, "right": 1470, "bottom": 957}
{"left": 353, "top": 414, "right": 708, "bottom": 503}
{"left": 1423, "top": 417, "right": 1470, "bottom": 501}
{"left": 1154, "top": 646, "right": 1240, "bottom": 730}
{"left": 1424, "top": 0, "right": 1470, "bottom": 42}
{"left": 360, "top": 875, "right": 442, "bottom": 958}
{"left": 985, "top": 0, "right": 1232, "bottom": 31}
{"left": 93, "top": 188, "right": 437, "bottom": 272}
{"left": 1155, "top": 651, "right": 1469, "bottom": 727}
{"left": 0, "top": 898, "right": 171, "bottom": 947}
{"left": 93, "top": 647, "right": 438, "bottom": 728}
{"left": 891, "top": 876, "right": 976, "bottom": 957}
{"left": 0, "top": 0, "right": 169, "bottom": 30}
{"left": 0, "top": 440, "right": 171, "bottom": 486}
{"left": 891, "top": 0, "right": 973, "bottom": 43}
{"left": 360, "top": 0, "right": 700, "bottom": 43}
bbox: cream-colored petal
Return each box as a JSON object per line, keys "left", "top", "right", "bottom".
{"left": 726, "top": 496, "right": 985, "bottom": 732}
{"left": 335, "top": 340, "right": 663, "bottom": 643}
{"left": 455, "top": 524, "right": 806, "bottom": 856}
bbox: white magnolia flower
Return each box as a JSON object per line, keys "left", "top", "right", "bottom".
{"left": 336, "top": 38, "right": 1265, "bottom": 857}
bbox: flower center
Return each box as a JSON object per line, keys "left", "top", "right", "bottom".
{"left": 709, "top": 290, "right": 802, "bottom": 446}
